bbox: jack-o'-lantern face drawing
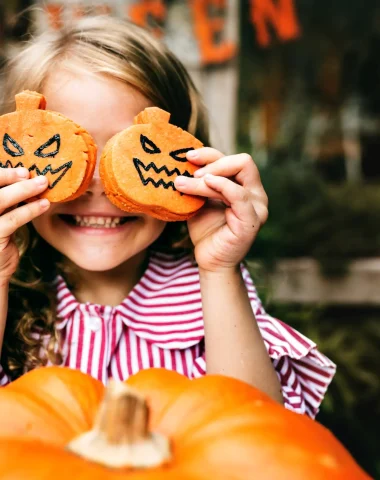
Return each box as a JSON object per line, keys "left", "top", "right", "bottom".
{"left": 133, "top": 133, "right": 194, "bottom": 191}
{"left": 0, "top": 91, "right": 97, "bottom": 202}
{"left": 100, "top": 108, "right": 205, "bottom": 221}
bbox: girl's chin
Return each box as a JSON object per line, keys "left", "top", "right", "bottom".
{"left": 56, "top": 236, "right": 150, "bottom": 272}
{"left": 64, "top": 255, "right": 132, "bottom": 272}
{"left": 33, "top": 212, "right": 166, "bottom": 271}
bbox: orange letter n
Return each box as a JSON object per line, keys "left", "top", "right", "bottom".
{"left": 251, "top": 0, "right": 301, "bottom": 47}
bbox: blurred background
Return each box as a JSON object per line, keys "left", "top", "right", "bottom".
{"left": 1, "top": 1, "right": 379, "bottom": 477}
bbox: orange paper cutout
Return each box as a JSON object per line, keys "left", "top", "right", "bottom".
{"left": 94, "top": 4, "right": 112, "bottom": 15}
{"left": 191, "top": 0, "right": 236, "bottom": 65}
{"left": 75, "top": 4, "right": 112, "bottom": 19}
{"left": 44, "top": 3, "right": 113, "bottom": 26}
{"left": 250, "top": 0, "right": 301, "bottom": 47}
{"left": 72, "top": 5, "right": 86, "bottom": 20}
{"left": 128, "top": 0, "right": 166, "bottom": 37}
{"left": 44, "top": 3, "right": 63, "bottom": 30}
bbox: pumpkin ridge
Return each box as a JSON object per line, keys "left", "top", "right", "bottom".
{"left": 6, "top": 367, "right": 104, "bottom": 439}
{"left": 0, "top": 390, "right": 76, "bottom": 442}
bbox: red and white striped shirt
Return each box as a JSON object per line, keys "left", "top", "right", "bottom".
{"left": 0, "top": 251, "right": 336, "bottom": 418}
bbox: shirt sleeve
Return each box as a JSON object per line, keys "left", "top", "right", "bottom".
{"left": 240, "top": 263, "right": 336, "bottom": 418}
{"left": 0, "top": 364, "right": 10, "bottom": 386}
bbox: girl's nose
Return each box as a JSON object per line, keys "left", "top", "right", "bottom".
{"left": 85, "top": 164, "right": 106, "bottom": 196}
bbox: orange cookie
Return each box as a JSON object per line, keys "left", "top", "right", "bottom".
{"left": 0, "top": 90, "right": 97, "bottom": 202}
{"left": 100, "top": 107, "right": 205, "bottom": 221}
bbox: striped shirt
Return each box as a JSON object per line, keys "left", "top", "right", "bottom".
{"left": 0, "top": 251, "right": 336, "bottom": 418}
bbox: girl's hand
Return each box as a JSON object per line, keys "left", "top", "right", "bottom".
{"left": 174, "top": 148, "right": 268, "bottom": 273}
{"left": 0, "top": 167, "right": 50, "bottom": 287}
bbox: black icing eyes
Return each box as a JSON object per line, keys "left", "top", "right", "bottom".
{"left": 169, "top": 147, "right": 194, "bottom": 162}
{"left": 34, "top": 134, "right": 61, "bottom": 158}
{"left": 140, "top": 134, "right": 194, "bottom": 162}
{"left": 3, "top": 133, "right": 24, "bottom": 157}
{"left": 2, "top": 133, "right": 61, "bottom": 158}
{"left": 141, "top": 134, "right": 161, "bottom": 154}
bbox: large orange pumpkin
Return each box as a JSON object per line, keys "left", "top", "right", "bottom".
{"left": 0, "top": 90, "right": 97, "bottom": 202}
{"left": 100, "top": 107, "right": 205, "bottom": 221}
{"left": 0, "top": 366, "right": 369, "bottom": 479}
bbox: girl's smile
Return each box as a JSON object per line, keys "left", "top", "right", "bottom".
{"left": 57, "top": 212, "right": 140, "bottom": 235}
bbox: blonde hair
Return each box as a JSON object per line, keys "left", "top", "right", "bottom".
{"left": 1, "top": 14, "right": 210, "bottom": 379}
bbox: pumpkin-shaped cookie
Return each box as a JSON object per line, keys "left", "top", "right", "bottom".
{"left": 0, "top": 90, "right": 97, "bottom": 202}
{"left": 100, "top": 107, "right": 205, "bottom": 221}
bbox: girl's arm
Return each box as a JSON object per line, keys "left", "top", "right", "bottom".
{"left": 176, "top": 145, "right": 336, "bottom": 414}
{"left": 0, "top": 167, "right": 50, "bottom": 367}
{"left": 0, "top": 281, "right": 11, "bottom": 387}
{"left": 200, "top": 266, "right": 283, "bottom": 404}
{"left": 174, "top": 148, "right": 281, "bottom": 403}
{"left": 0, "top": 283, "right": 8, "bottom": 357}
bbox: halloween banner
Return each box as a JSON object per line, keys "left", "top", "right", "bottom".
{"left": 35, "top": 0, "right": 301, "bottom": 66}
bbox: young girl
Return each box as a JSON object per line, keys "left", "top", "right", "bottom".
{"left": 0, "top": 15, "right": 335, "bottom": 418}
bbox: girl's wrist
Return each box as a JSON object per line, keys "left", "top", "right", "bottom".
{"left": 198, "top": 264, "right": 241, "bottom": 282}
{"left": 0, "top": 278, "right": 10, "bottom": 290}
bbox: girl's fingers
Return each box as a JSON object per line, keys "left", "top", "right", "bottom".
{"left": 250, "top": 191, "right": 269, "bottom": 225}
{"left": 202, "top": 174, "right": 268, "bottom": 227}
{"left": 0, "top": 198, "right": 50, "bottom": 238}
{"left": 175, "top": 174, "right": 268, "bottom": 225}
{"left": 0, "top": 167, "right": 30, "bottom": 187}
{"left": 202, "top": 174, "right": 253, "bottom": 219}
{"left": 192, "top": 153, "right": 268, "bottom": 210}
{"left": 193, "top": 153, "right": 250, "bottom": 177}
{"left": 203, "top": 174, "right": 260, "bottom": 240}
{"left": 186, "top": 147, "right": 224, "bottom": 165}
{"left": 175, "top": 175, "right": 230, "bottom": 204}
{"left": 194, "top": 153, "right": 263, "bottom": 188}
{"left": 0, "top": 176, "right": 48, "bottom": 214}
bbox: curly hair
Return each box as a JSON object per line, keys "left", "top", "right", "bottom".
{"left": 0, "top": 14, "right": 210, "bottom": 380}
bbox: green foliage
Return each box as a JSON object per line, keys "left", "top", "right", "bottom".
{"left": 250, "top": 163, "right": 380, "bottom": 275}
{"left": 264, "top": 304, "right": 380, "bottom": 413}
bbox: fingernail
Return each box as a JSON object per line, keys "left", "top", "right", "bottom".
{"left": 187, "top": 150, "right": 198, "bottom": 159}
{"left": 175, "top": 176, "right": 187, "bottom": 187}
{"left": 16, "top": 167, "right": 29, "bottom": 178}
{"left": 194, "top": 168, "right": 205, "bottom": 177}
{"left": 34, "top": 175, "right": 47, "bottom": 185}
{"left": 39, "top": 199, "right": 50, "bottom": 208}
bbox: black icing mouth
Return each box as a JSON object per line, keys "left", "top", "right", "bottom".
{"left": 29, "top": 162, "right": 73, "bottom": 188}
{"left": 133, "top": 158, "right": 192, "bottom": 191}
{"left": 0, "top": 133, "right": 72, "bottom": 189}
{"left": 0, "top": 159, "right": 73, "bottom": 189}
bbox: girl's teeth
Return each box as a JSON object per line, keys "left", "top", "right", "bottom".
{"left": 73, "top": 216, "right": 124, "bottom": 228}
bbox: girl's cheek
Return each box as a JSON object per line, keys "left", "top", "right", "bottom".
{"left": 31, "top": 206, "right": 57, "bottom": 234}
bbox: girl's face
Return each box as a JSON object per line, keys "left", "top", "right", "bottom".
{"left": 32, "top": 69, "right": 166, "bottom": 272}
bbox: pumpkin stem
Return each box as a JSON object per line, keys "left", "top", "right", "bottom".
{"left": 15, "top": 91, "right": 46, "bottom": 111}
{"left": 67, "top": 381, "right": 171, "bottom": 469}
{"left": 134, "top": 107, "right": 171, "bottom": 125}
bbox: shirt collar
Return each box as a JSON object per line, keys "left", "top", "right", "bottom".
{"left": 55, "top": 251, "right": 204, "bottom": 349}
